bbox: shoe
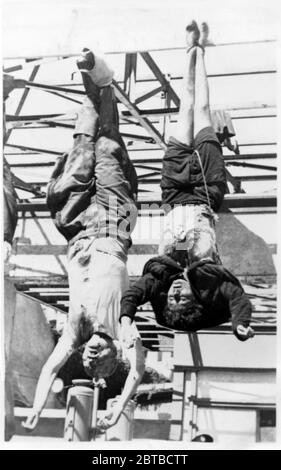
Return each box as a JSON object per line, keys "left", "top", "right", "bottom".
{"left": 76, "top": 48, "right": 114, "bottom": 88}
{"left": 76, "top": 48, "right": 96, "bottom": 72}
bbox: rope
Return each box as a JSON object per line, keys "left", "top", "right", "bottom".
{"left": 194, "top": 149, "right": 212, "bottom": 210}
{"left": 194, "top": 148, "right": 222, "bottom": 264}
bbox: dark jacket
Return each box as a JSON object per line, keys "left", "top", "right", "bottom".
{"left": 46, "top": 135, "right": 138, "bottom": 243}
{"left": 161, "top": 127, "right": 227, "bottom": 212}
{"left": 3, "top": 159, "right": 18, "bottom": 244}
{"left": 120, "top": 255, "right": 252, "bottom": 340}
{"left": 46, "top": 138, "right": 97, "bottom": 242}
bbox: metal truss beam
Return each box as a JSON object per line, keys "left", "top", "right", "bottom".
{"left": 25, "top": 81, "right": 85, "bottom": 95}
{"left": 4, "top": 38, "right": 275, "bottom": 60}
{"left": 13, "top": 242, "right": 276, "bottom": 257}
{"left": 4, "top": 65, "right": 40, "bottom": 145}
{"left": 8, "top": 154, "right": 276, "bottom": 170}
{"left": 226, "top": 161, "right": 277, "bottom": 171}
{"left": 137, "top": 174, "right": 276, "bottom": 184}
{"left": 134, "top": 69, "right": 275, "bottom": 85}
{"left": 12, "top": 175, "right": 43, "bottom": 196}
{"left": 6, "top": 113, "right": 69, "bottom": 122}
{"left": 5, "top": 143, "right": 62, "bottom": 156}
{"left": 113, "top": 80, "right": 166, "bottom": 149}
{"left": 135, "top": 86, "right": 163, "bottom": 105}
{"left": 128, "top": 153, "right": 277, "bottom": 164}
{"left": 140, "top": 52, "right": 180, "bottom": 107}
{"left": 122, "top": 107, "right": 276, "bottom": 119}
{"left": 16, "top": 193, "right": 276, "bottom": 213}
{"left": 3, "top": 56, "right": 69, "bottom": 73}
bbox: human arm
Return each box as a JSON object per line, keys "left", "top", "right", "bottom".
{"left": 119, "top": 315, "right": 140, "bottom": 349}
{"left": 221, "top": 282, "right": 254, "bottom": 341}
{"left": 21, "top": 333, "right": 76, "bottom": 430}
{"left": 120, "top": 273, "right": 156, "bottom": 337}
{"left": 97, "top": 337, "right": 145, "bottom": 430}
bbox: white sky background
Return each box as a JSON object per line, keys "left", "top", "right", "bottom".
{"left": 1, "top": 0, "right": 280, "bottom": 57}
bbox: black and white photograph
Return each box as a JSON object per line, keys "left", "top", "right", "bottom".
{"left": 1, "top": 0, "right": 280, "bottom": 453}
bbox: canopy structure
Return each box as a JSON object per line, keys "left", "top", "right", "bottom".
{"left": 3, "top": 4, "right": 278, "bottom": 445}
{"left": 3, "top": 36, "right": 277, "bottom": 346}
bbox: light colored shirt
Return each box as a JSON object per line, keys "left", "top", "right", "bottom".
{"left": 66, "top": 237, "right": 139, "bottom": 345}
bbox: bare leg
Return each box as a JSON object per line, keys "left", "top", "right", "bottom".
{"left": 194, "top": 40, "right": 212, "bottom": 136}
{"left": 172, "top": 50, "right": 196, "bottom": 145}
{"left": 172, "top": 22, "right": 200, "bottom": 146}
{"left": 99, "top": 86, "right": 121, "bottom": 144}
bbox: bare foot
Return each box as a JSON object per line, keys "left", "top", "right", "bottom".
{"left": 199, "top": 22, "right": 209, "bottom": 48}
{"left": 199, "top": 22, "right": 215, "bottom": 48}
{"left": 185, "top": 20, "right": 200, "bottom": 50}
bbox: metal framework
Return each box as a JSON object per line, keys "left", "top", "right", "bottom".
{"left": 3, "top": 40, "right": 277, "bottom": 345}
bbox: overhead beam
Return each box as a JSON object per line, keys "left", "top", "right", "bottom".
{"left": 3, "top": 38, "right": 276, "bottom": 60}
{"left": 16, "top": 193, "right": 277, "bottom": 213}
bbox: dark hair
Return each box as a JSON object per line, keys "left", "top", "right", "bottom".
{"left": 82, "top": 333, "right": 118, "bottom": 379}
{"left": 162, "top": 301, "right": 203, "bottom": 329}
{"left": 192, "top": 434, "right": 213, "bottom": 442}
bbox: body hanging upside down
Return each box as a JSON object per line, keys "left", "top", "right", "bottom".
{"left": 119, "top": 21, "right": 254, "bottom": 349}
{"left": 22, "top": 50, "right": 145, "bottom": 433}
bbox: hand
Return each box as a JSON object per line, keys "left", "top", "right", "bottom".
{"left": 21, "top": 411, "right": 40, "bottom": 431}
{"left": 235, "top": 325, "right": 255, "bottom": 341}
{"left": 120, "top": 321, "right": 138, "bottom": 349}
{"left": 97, "top": 405, "right": 122, "bottom": 431}
{"left": 4, "top": 241, "right": 12, "bottom": 264}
